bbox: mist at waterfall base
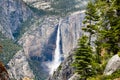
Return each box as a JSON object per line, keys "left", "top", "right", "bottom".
{"left": 46, "top": 27, "right": 62, "bottom": 75}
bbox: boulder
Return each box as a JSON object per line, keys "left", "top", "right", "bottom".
{"left": 104, "top": 54, "right": 120, "bottom": 75}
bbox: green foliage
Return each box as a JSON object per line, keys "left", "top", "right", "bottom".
{"left": 51, "top": 0, "right": 77, "bottom": 13}
{"left": 27, "top": 0, "right": 91, "bottom": 16}
{"left": 28, "top": 4, "right": 60, "bottom": 16}
{"left": 95, "top": 0, "right": 120, "bottom": 54}
{"left": 50, "top": 0, "right": 89, "bottom": 16}
{"left": 72, "top": 36, "right": 94, "bottom": 79}
{"left": 28, "top": 5, "right": 47, "bottom": 16}
{"left": 104, "top": 69, "right": 120, "bottom": 80}
{"left": 88, "top": 69, "right": 120, "bottom": 80}
{"left": 0, "top": 32, "right": 21, "bottom": 65}
{"left": 118, "top": 52, "right": 120, "bottom": 57}
{"left": 82, "top": 0, "right": 100, "bottom": 45}
{"left": 73, "top": 0, "right": 120, "bottom": 79}
{"left": 58, "top": 64, "right": 62, "bottom": 71}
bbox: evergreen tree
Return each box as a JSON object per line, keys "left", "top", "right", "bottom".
{"left": 82, "top": 0, "right": 102, "bottom": 63}
{"left": 73, "top": 0, "right": 120, "bottom": 79}
{"left": 82, "top": 1, "right": 99, "bottom": 45}
{"left": 97, "top": 0, "right": 120, "bottom": 54}
{"left": 72, "top": 36, "right": 93, "bottom": 80}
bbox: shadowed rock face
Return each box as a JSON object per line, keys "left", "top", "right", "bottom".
{"left": 0, "top": 0, "right": 33, "bottom": 39}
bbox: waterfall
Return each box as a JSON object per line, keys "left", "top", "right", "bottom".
{"left": 50, "top": 26, "right": 61, "bottom": 74}
{"left": 45, "top": 19, "right": 63, "bottom": 75}
{"left": 46, "top": 26, "right": 62, "bottom": 75}
{"left": 54, "top": 26, "right": 61, "bottom": 65}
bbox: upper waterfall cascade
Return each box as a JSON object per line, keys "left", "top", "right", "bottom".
{"left": 47, "top": 24, "right": 62, "bottom": 75}
{"left": 51, "top": 26, "right": 61, "bottom": 74}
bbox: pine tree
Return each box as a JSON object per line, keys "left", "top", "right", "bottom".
{"left": 82, "top": 0, "right": 102, "bottom": 63}
{"left": 97, "top": 0, "right": 120, "bottom": 54}
{"left": 72, "top": 36, "right": 93, "bottom": 80}
{"left": 73, "top": 0, "right": 120, "bottom": 79}
{"left": 82, "top": 1, "right": 99, "bottom": 45}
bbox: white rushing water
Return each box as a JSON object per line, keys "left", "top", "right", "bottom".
{"left": 46, "top": 26, "right": 62, "bottom": 75}
{"left": 51, "top": 26, "right": 61, "bottom": 74}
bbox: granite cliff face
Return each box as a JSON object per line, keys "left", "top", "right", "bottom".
{"left": 7, "top": 50, "right": 34, "bottom": 80}
{"left": 0, "top": 0, "right": 87, "bottom": 79}
{"left": 17, "top": 11, "right": 85, "bottom": 79}
{"left": 18, "top": 16, "right": 59, "bottom": 59}
{"left": 1, "top": 0, "right": 120, "bottom": 80}
{"left": 59, "top": 11, "right": 85, "bottom": 57}
{"left": 18, "top": 16, "right": 59, "bottom": 79}
{"left": 18, "top": 10, "right": 85, "bottom": 58}
{"left": 0, "top": 0, "right": 35, "bottom": 79}
{"left": 48, "top": 12, "right": 85, "bottom": 78}
{"left": 0, "top": 0, "right": 33, "bottom": 39}
{"left": 5, "top": 11, "right": 85, "bottom": 79}
{"left": 13, "top": 6, "right": 85, "bottom": 59}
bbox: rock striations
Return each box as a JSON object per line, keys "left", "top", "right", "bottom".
{"left": 1, "top": 0, "right": 120, "bottom": 80}
{"left": 9, "top": 11, "right": 85, "bottom": 79}
{"left": 18, "top": 16, "right": 59, "bottom": 58}
{"left": 59, "top": 11, "right": 85, "bottom": 58}
{"left": 17, "top": 11, "right": 85, "bottom": 79}
{"left": 0, "top": 0, "right": 86, "bottom": 79}
{"left": 48, "top": 11, "right": 85, "bottom": 79}
{"left": 7, "top": 50, "right": 34, "bottom": 80}
{"left": 0, "top": 0, "right": 33, "bottom": 39}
